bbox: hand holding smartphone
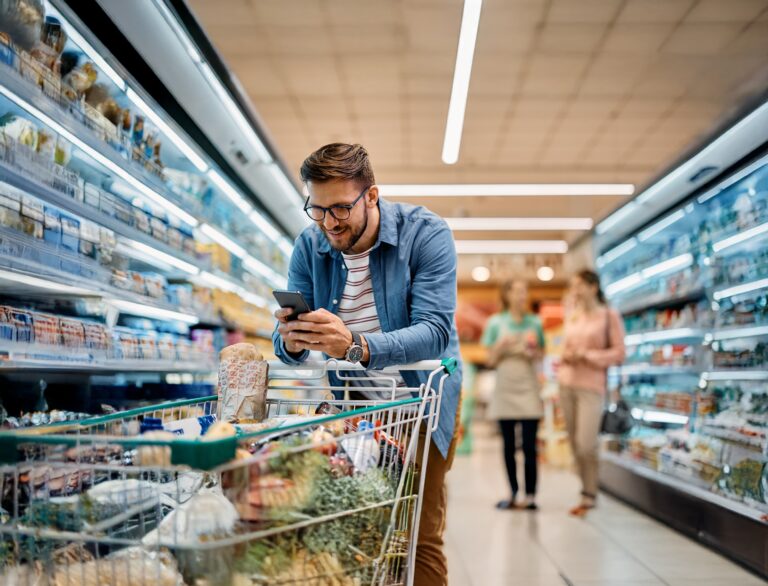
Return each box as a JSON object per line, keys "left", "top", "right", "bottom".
{"left": 273, "top": 290, "right": 312, "bottom": 321}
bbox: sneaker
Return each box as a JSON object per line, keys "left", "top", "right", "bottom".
{"left": 524, "top": 496, "right": 538, "bottom": 511}
{"left": 495, "top": 498, "right": 517, "bottom": 510}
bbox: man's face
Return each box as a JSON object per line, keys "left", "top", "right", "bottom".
{"left": 306, "top": 180, "right": 370, "bottom": 252}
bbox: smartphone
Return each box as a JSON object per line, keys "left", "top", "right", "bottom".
{"left": 272, "top": 290, "right": 312, "bottom": 321}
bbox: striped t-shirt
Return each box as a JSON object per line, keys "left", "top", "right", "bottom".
{"left": 339, "top": 248, "right": 405, "bottom": 398}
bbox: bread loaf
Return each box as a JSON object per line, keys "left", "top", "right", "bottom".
{"left": 218, "top": 343, "right": 268, "bottom": 423}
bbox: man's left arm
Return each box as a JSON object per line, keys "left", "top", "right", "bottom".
{"left": 364, "top": 223, "right": 456, "bottom": 369}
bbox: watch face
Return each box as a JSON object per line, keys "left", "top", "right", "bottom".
{"left": 347, "top": 345, "right": 364, "bottom": 363}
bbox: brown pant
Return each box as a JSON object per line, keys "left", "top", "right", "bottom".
{"left": 559, "top": 386, "right": 603, "bottom": 498}
{"left": 413, "top": 402, "right": 460, "bottom": 586}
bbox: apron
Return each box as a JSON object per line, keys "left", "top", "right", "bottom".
{"left": 490, "top": 322, "right": 544, "bottom": 420}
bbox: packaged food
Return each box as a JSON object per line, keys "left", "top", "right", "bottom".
{"left": 137, "top": 331, "right": 158, "bottom": 360}
{"left": 79, "top": 219, "right": 101, "bottom": 260}
{"left": 217, "top": 343, "right": 268, "bottom": 423}
{"left": 60, "top": 213, "right": 80, "bottom": 253}
{"left": 98, "top": 226, "right": 117, "bottom": 264}
{"left": 83, "top": 321, "right": 110, "bottom": 351}
{"left": 83, "top": 183, "right": 101, "bottom": 209}
{"left": 0, "top": 192, "right": 23, "bottom": 233}
{"left": 0, "top": 32, "right": 16, "bottom": 67}
{"left": 157, "top": 333, "right": 176, "bottom": 361}
{"left": 32, "top": 312, "right": 60, "bottom": 346}
{"left": 18, "top": 194, "right": 44, "bottom": 240}
{"left": 113, "top": 328, "right": 139, "bottom": 360}
{"left": 0, "top": 306, "right": 16, "bottom": 341}
{"left": 130, "top": 271, "right": 146, "bottom": 295}
{"left": 6, "top": 307, "right": 33, "bottom": 343}
{"left": 149, "top": 214, "right": 168, "bottom": 243}
{"left": 43, "top": 204, "right": 62, "bottom": 245}
{"left": 143, "top": 273, "right": 167, "bottom": 299}
{"left": 111, "top": 270, "right": 132, "bottom": 291}
{"left": 59, "top": 317, "right": 85, "bottom": 348}
{"left": 133, "top": 205, "right": 151, "bottom": 235}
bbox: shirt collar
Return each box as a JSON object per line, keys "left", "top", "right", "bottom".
{"left": 316, "top": 198, "right": 398, "bottom": 255}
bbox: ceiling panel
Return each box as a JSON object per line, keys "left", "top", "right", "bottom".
{"left": 617, "top": 0, "right": 695, "bottom": 24}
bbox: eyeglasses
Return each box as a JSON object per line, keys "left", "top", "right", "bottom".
{"left": 304, "top": 186, "right": 370, "bottom": 222}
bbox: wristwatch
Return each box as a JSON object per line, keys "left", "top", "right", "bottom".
{"left": 345, "top": 332, "right": 364, "bottom": 364}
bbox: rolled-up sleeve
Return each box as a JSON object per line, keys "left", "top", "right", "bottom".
{"left": 365, "top": 223, "right": 457, "bottom": 369}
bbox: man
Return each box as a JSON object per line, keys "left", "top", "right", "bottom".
{"left": 273, "top": 143, "right": 462, "bottom": 586}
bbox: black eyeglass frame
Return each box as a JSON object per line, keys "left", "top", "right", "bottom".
{"left": 303, "top": 185, "right": 371, "bottom": 222}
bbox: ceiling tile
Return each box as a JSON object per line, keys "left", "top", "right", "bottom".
{"left": 229, "top": 57, "right": 288, "bottom": 97}
{"left": 250, "top": 97, "right": 301, "bottom": 119}
{"left": 204, "top": 25, "right": 268, "bottom": 57}
{"left": 602, "top": 23, "right": 675, "bottom": 53}
{"left": 724, "top": 23, "right": 768, "bottom": 54}
{"left": 538, "top": 23, "right": 605, "bottom": 53}
{"left": 262, "top": 26, "right": 333, "bottom": 55}
{"left": 277, "top": 56, "right": 344, "bottom": 95}
{"left": 324, "top": 1, "right": 401, "bottom": 25}
{"left": 662, "top": 23, "right": 742, "bottom": 55}
{"left": 548, "top": 0, "right": 624, "bottom": 24}
{"left": 250, "top": 0, "right": 324, "bottom": 26}
{"left": 617, "top": 0, "right": 695, "bottom": 23}
{"left": 341, "top": 56, "right": 402, "bottom": 95}
{"left": 686, "top": 0, "right": 768, "bottom": 23}
{"left": 329, "top": 26, "right": 405, "bottom": 53}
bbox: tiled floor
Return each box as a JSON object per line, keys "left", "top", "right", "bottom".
{"left": 444, "top": 424, "right": 766, "bottom": 586}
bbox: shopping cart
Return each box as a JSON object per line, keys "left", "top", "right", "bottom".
{"left": 0, "top": 358, "right": 456, "bottom": 586}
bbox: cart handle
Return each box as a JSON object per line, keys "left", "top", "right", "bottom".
{"left": 268, "top": 358, "right": 457, "bottom": 375}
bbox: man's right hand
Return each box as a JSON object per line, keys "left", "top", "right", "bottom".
{"left": 275, "top": 307, "right": 304, "bottom": 354}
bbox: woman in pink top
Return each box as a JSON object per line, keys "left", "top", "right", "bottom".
{"left": 558, "top": 269, "right": 625, "bottom": 517}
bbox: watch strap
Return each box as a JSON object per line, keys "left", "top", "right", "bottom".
{"left": 351, "top": 331, "right": 362, "bottom": 347}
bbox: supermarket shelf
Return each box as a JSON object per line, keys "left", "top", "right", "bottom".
{"left": 0, "top": 63, "right": 194, "bottom": 224}
{"left": 610, "top": 363, "right": 701, "bottom": 376}
{"left": 616, "top": 287, "right": 706, "bottom": 316}
{"left": 713, "top": 277, "right": 768, "bottom": 301}
{"left": 624, "top": 327, "right": 706, "bottom": 346}
{"left": 703, "top": 370, "right": 768, "bottom": 382}
{"left": 712, "top": 221, "right": 768, "bottom": 256}
{"left": 712, "top": 324, "right": 768, "bottom": 341}
{"left": 0, "top": 162, "right": 200, "bottom": 270}
{"left": 700, "top": 425, "right": 766, "bottom": 451}
{"left": 600, "top": 452, "right": 768, "bottom": 578}
{"left": 601, "top": 451, "right": 768, "bottom": 523}
{"left": 0, "top": 358, "right": 215, "bottom": 374}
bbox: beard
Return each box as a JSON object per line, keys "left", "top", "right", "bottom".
{"left": 322, "top": 206, "right": 368, "bottom": 252}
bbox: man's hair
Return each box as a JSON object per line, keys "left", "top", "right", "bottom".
{"left": 300, "top": 143, "right": 376, "bottom": 189}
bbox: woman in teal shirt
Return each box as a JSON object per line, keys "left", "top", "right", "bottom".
{"left": 482, "top": 279, "right": 545, "bottom": 510}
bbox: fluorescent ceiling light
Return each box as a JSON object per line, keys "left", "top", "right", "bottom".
{"left": 642, "top": 253, "right": 693, "bottom": 279}
{"left": 199, "top": 62, "right": 272, "bottom": 164}
{"left": 597, "top": 238, "right": 637, "bottom": 268}
{"left": 199, "top": 223, "right": 246, "bottom": 258}
{"left": 126, "top": 88, "right": 208, "bottom": 173}
{"left": 537, "top": 266, "right": 555, "bottom": 282}
{"left": 115, "top": 238, "right": 199, "bottom": 275}
{"left": 471, "top": 266, "right": 490, "bottom": 282}
{"left": 0, "top": 269, "right": 96, "bottom": 296}
{"left": 713, "top": 324, "right": 768, "bottom": 341}
{"left": 638, "top": 209, "right": 686, "bottom": 242}
{"left": 596, "top": 201, "right": 639, "bottom": 235}
{"left": 278, "top": 239, "right": 294, "bottom": 257}
{"left": 380, "top": 184, "right": 635, "bottom": 197}
{"left": 454, "top": 240, "right": 568, "bottom": 254}
{"left": 109, "top": 299, "right": 199, "bottom": 325}
{"left": 0, "top": 85, "right": 198, "bottom": 227}
{"left": 713, "top": 277, "right": 768, "bottom": 301}
{"left": 446, "top": 217, "right": 593, "bottom": 231}
{"left": 712, "top": 221, "right": 768, "bottom": 253}
{"left": 697, "top": 157, "right": 768, "bottom": 204}
{"left": 703, "top": 370, "right": 768, "bottom": 381}
{"left": 47, "top": 5, "right": 126, "bottom": 91}
{"left": 442, "top": 0, "right": 483, "bottom": 165}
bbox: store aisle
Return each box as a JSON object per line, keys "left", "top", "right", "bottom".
{"left": 444, "top": 424, "right": 765, "bottom": 586}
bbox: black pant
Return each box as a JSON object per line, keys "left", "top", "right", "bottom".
{"left": 499, "top": 419, "right": 539, "bottom": 497}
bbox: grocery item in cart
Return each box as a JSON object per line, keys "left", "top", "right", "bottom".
{"left": 218, "top": 343, "right": 268, "bottom": 423}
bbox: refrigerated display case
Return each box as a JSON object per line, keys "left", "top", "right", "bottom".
{"left": 596, "top": 151, "right": 768, "bottom": 577}
{"left": 0, "top": 0, "right": 297, "bottom": 416}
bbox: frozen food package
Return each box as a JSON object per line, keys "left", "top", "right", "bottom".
{"left": 217, "top": 343, "right": 268, "bottom": 423}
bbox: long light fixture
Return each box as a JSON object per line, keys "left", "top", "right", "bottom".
{"left": 712, "top": 221, "right": 768, "bottom": 253}
{"left": 630, "top": 407, "right": 688, "bottom": 425}
{"left": 108, "top": 299, "right": 199, "bottom": 325}
{"left": 454, "top": 240, "right": 568, "bottom": 254}
{"left": 442, "top": 0, "right": 483, "bottom": 165}
{"left": 250, "top": 209, "right": 282, "bottom": 242}
{"left": 697, "top": 157, "right": 767, "bottom": 204}
{"left": 703, "top": 370, "right": 768, "bottom": 381}
{"left": 380, "top": 184, "right": 635, "bottom": 197}
{"left": 115, "top": 238, "right": 199, "bottom": 275}
{"left": 0, "top": 269, "right": 97, "bottom": 296}
{"left": 199, "top": 223, "right": 246, "bottom": 258}
{"left": 47, "top": 5, "right": 126, "bottom": 91}
{"left": 193, "top": 271, "right": 269, "bottom": 308}
{"left": 713, "top": 324, "right": 768, "bottom": 341}
{"left": 596, "top": 238, "right": 638, "bottom": 268}
{"left": 278, "top": 238, "right": 294, "bottom": 257}
{"left": 446, "top": 217, "right": 593, "bottom": 231}
{"left": 642, "top": 253, "right": 693, "bottom": 279}
{"left": 713, "top": 277, "right": 768, "bottom": 301}
{"left": 604, "top": 273, "right": 643, "bottom": 298}
{"left": 126, "top": 88, "right": 208, "bottom": 173}
{"left": 243, "top": 255, "right": 287, "bottom": 289}
{"left": 638, "top": 209, "right": 686, "bottom": 242}
{"left": 0, "top": 85, "right": 198, "bottom": 227}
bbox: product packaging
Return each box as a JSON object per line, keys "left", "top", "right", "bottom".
{"left": 43, "top": 204, "right": 62, "bottom": 245}
{"left": 217, "top": 343, "right": 268, "bottom": 423}
{"left": 79, "top": 219, "right": 101, "bottom": 261}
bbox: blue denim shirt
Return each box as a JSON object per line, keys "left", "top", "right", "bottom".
{"left": 273, "top": 198, "right": 463, "bottom": 458}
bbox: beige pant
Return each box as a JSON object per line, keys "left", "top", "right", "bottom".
{"left": 559, "top": 386, "right": 603, "bottom": 498}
